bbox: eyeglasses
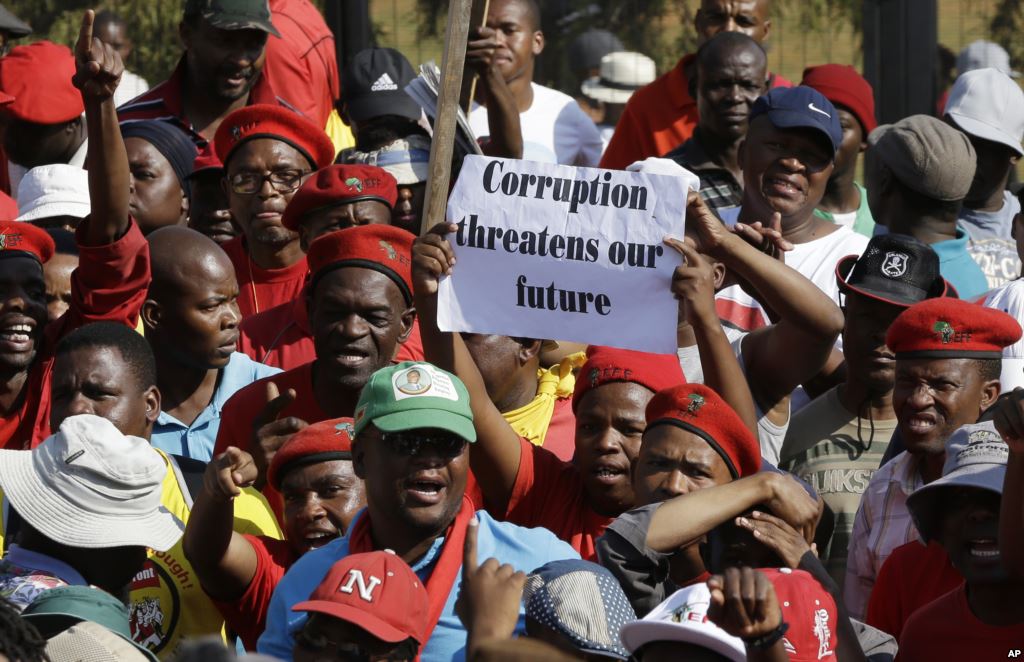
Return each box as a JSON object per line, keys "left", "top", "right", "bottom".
{"left": 381, "top": 431, "right": 467, "bottom": 458}
{"left": 229, "top": 168, "right": 308, "bottom": 195}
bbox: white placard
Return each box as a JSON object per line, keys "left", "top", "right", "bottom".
{"left": 437, "top": 156, "right": 693, "bottom": 353}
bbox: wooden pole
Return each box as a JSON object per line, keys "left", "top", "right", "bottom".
{"left": 420, "top": 0, "right": 475, "bottom": 236}
{"left": 459, "top": 0, "right": 491, "bottom": 115}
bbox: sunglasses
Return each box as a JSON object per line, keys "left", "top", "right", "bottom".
{"left": 380, "top": 431, "right": 467, "bottom": 458}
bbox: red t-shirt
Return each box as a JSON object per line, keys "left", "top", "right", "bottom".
{"left": 212, "top": 534, "right": 296, "bottom": 651}
{"left": 0, "top": 190, "right": 16, "bottom": 219}
{"left": 541, "top": 396, "right": 577, "bottom": 462}
{"left": 898, "top": 584, "right": 1024, "bottom": 660}
{"left": 865, "top": 539, "right": 962, "bottom": 641}
{"left": 0, "top": 221, "right": 150, "bottom": 449}
{"left": 265, "top": 0, "right": 339, "bottom": 129}
{"left": 503, "top": 438, "right": 611, "bottom": 561}
{"left": 221, "top": 236, "right": 309, "bottom": 320}
{"left": 600, "top": 55, "right": 792, "bottom": 170}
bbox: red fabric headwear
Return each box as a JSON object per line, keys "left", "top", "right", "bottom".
{"left": 645, "top": 383, "right": 761, "bottom": 479}
{"left": 759, "top": 568, "right": 839, "bottom": 661}
{"left": 213, "top": 104, "right": 335, "bottom": 170}
{"left": 0, "top": 222, "right": 54, "bottom": 264}
{"left": 572, "top": 346, "right": 685, "bottom": 412}
{"left": 801, "top": 64, "right": 877, "bottom": 134}
{"left": 189, "top": 149, "right": 223, "bottom": 177}
{"left": 0, "top": 41, "right": 83, "bottom": 124}
{"left": 267, "top": 417, "right": 354, "bottom": 490}
{"left": 282, "top": 164, "right": 399, "bottom": 231}
{"left": 886, "top": 298, "right": 1022, "bottom": 360}
{"left": 306, "top": 224, "right": 415, "bottom": 304}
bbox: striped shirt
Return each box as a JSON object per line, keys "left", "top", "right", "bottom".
{"left": 842, "top": 450, "right": 922, "bottom": 619}
{"left": 663, "top": 128, "right": 743, "bottom": 216}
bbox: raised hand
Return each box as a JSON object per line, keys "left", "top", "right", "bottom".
{"left": 466, "top": 26, "right": 503, "bottom": 76}
{"left": 455, "top": 517, "right": 526, "bottom": 646}
{"left": 664, "top": 236, "right": 719, "bottom": 327}
{"left": 204, "top": 447, "right": 258, "bottom": 502}
{"left": 733, "top": 212, "right": 793, "bottom": 263}
{"left": 707, "top": 567, "right": 783, "bottom": 640}
{"left": 412, "top": 223, "right": 458, "bottom": 298}
{"left": 72, "top": 9, "right": 123, "bottom": 102}
{"left": 736, "top": 510, "right": 813, "bottom": 568}
{"left": 993, "top": 388, "right": 1024, "bottom": 454}
{"left": 684, "top": 192, "right": 736, "bottom": 259}
{"left": 251, "top": 381, "right": 308, "bottom": 485}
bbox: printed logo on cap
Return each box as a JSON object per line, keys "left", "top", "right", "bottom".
{"left": 813, "top": 608, "right": 833, "bottom": 659}
{"left": 391, "top": 364, "right": 459, "bottom": 401}
{"left": 338, "top": 569, "right": 383, "bottom": 602}
{"left": 808, "top": 102, "right": 831, "bottom": 118}
{"left": 933, "top": 320, "right": 958, "bottom": 344}
{"left": 371, "top": 73, "right": 398, "bottom": 92}
{"left": 671, "top": 598, "right": 710, "bottom": 624}
{"left": 345, "top": 177, "right": 364, "bottom": 193}
{"left": 881, "top": 252, "right": 909, "bottom": 278}
{"left": 0, "top": 232, "right": 22, "bottom": 250}
{"left": 958, "top": 428, "right": 1008, "bottom": 463}
{"left": 379, "top": 240, "right": 398, "bottom": 260}
{"left": 335, "top": 421, "right": 355, "bottom": 440}
{"left": 686, "top": 393, "right": 705, "bottom": 415}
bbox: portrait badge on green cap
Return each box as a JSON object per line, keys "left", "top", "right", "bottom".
{"left": 354, "top": 362, "right": 477, "bottom": 442}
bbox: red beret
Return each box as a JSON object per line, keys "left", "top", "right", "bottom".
{"left": 572, "top": 345, "right": 685, "bottom": 412}
{"left": 645, "top": 384, "right": 761, "bottom": 479}
{"left": 0, "top": 41, "right": 83, "bottom": 124}
{"left": 267, "top": 417, "right": 355, "bottom": 490}
{"left": 307, "top": 224, "right": 415, "bottom": 304}
{"left": 189, "top": 148, "right": 223, "bottom": 178}
{"left": 213, "top": 104, "right": 335, "bottom": 171}
{"left": 887, "top": 298, "right": 1022, "bottom": 360}
{"left": 0, "top": 221, "right": 54, "bottom": 264}
{"left": 801, "top": 64, "right": 877, "bottom": 135}
{"left": 282, "top": 165, "right": 399, "bottom": 231}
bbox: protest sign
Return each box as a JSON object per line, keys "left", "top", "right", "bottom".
{"left": 437, "top": 156, "right": 694, "bottom": 353}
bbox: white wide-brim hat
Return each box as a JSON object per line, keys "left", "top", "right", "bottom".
{"left": 0, "top": 415, "right": 183, "bottom": 551}
{"left": 581, "top": 51, "right": 657, "bottom": 105}
{"left": 15, "top": 164, "right": 91, "bottom": 222}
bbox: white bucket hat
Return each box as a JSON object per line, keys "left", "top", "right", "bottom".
{"left": 581, "top": 51, "right": 657, "bottom": 105}
{"left": 344, "top": 135, "right": 430, "bottom": 186}
{"left": 15, "top": 164, "right": 91, "bottom": 222}
{"left": 619, "top": 584, "right": 745, "bottom": 660}
{"left": 0, "top": 414, "right": 183, "bottom": 551}
{"left": 944, "top": 68, "right": 1024, "bottom": 156}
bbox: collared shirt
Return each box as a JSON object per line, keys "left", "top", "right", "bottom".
{"left": 151, "top": 353, "right": 281, "bottom": 461}
{"left": 843, "top": 450, "right": 923, "bottom": 619}
{"left": 0, "top": 545, "right": 87, "bottom": 610}
{"left": 265, "top": 0, "right": 339, "bottom": 129}
{"left": 257, "top": 509, "right": 579, "bottom": 661}
{"left": 663, "top": 129, "right": 743, "bottom": 215}
{"left": 932, "top": 224, "right": 991, "bottom": 301}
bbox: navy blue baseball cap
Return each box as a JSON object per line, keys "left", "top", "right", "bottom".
{"left": 749, "top": 86, "right": 843, "bottom": 155}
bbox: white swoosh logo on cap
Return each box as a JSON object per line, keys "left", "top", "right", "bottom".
{"left": 808, "top": 103, "right": 831, "bottom": 118}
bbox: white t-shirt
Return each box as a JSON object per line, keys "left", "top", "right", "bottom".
{"left": 983, "top": 278, "right": 1024, "bottom": 390}
{"left": 470, "top": 82, "right": 603, "bottom": 166}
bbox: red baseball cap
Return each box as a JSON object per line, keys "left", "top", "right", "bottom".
{"left": 281, "top": 164, "right": 399, "bottom": 231}
{"left": 572, "top": 346, "right": 686, "bottom": 412}
{"left": 267, "top": 417, "right": 355, "bottom": 490}
{"left": 758, "top": 568, "right": 838, "bottom": 662}
{"left": 0, "top": 221, "right": 54, "bottom": 264}
{"left": 801, "top": 64, "right": 877, "bottom": 135}
{"left": 645, "top": 384, "right": 761, "bottom": 479}
{"left": 213, "top": 104, "right": 335, "bottom": 171}
{"left": 0, "top": 41, "right": 84, "bottom": 124}
{"left": 307, "top": 225, "right": 415, "bottom": 304}
{"left": 292, "top": 550, "right": 429, "bottom": 645}
{"left": 886, "top": 298, "right": 1022, "bottom": 360}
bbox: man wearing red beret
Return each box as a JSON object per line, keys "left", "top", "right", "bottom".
{"left": 117, "top": 0, "right": 293, "bottom": 145}
{"left": 214, "top": 104, "right": 335, "bottom": 320}
{"left": 0, "top": 12, "right": 152, "bottom": 449}
{"left": 185, "top": 418, "right": 365, "bottom": 649}
{"left": 214, "top": 223, "right": 416, "bottom": 519}
{"left": 843, "top": 297, "right": 1021, "bottom": 618}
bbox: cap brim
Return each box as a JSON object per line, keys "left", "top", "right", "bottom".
{"left": 346, "top": 93, "right": 421, "bottom": 123}
{"left": 835, "top": 254, "right": 950, "bottom": 307}
{"left": 15, "top": 200, "right": 91, "bottom": 222}
{"left": 762, "top": 107, "right": 837, "bottom": 155}
{"left": 907, "top": 465, "right": 1006, "bottom": 541}
{"left": 204, "top": 12, "right": 281, "bottom": 38}
{"left": 580, "top": 79, "right": 635, "bottom": 104}
{"left": 0, "top": 450, "right": 184, "bottom": 552}
{"left": 370, "top": 408, "right": 477, "bottom": 443}
{"left": 620, "top": 621, "right": 745, "bottom": 661}
{"left": 292, "top": 600, "right": 415, "bottom": 644}
{"left": 948, "top": 112, "right": 1024, "bottom": 156}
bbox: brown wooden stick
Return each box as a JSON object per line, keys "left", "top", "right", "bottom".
{"left": 459, "top": 0, "right": 491, "bottom": 115}
{"left": 420, "top": 0, "right": 475, "bottom": 236}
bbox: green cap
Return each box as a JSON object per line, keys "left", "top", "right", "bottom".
{"left": 184, "top": 0, "right": 281, "bottom": 37}
{"left": 354, "top": 362, "right": 476, "bottom": 443}
{"left": 22, "top": 585, "right": 159, "bottom": 661}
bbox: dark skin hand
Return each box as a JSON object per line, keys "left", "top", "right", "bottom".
{"left": 992, "top": 389, "right": 1024, "bottom": 578}
{"left": 735, "top": 510, "right": 814, "bottom": 568}
{"left": 707, "top": 567, "right": 789, "bottom": 662}
{"left": 466, "top": 26, "right": 524, "bottom": 159}
{"left": 251, "top": 382, "right": 308, "bottom": 489}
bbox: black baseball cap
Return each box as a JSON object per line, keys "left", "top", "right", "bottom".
{"left": 341, "top": 48, "right": 421, "bottom": 122}
{"left": 835, "top": 233, "right": 955, "bottom": 307}
{"left": 183, "top": 0, "right": 281, "bottom": 38}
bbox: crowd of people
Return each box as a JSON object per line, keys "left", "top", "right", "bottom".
{"left": 0, "top": 0, "right": 1020, "bottom": 660}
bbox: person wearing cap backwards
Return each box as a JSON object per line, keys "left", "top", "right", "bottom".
{"left": 186, "top": 151, "right": 237, "bottom": 244}
{"left": 117, "top": 0, "right": 292, "bottom": 144}
{"left": 664, "top": 32, "right": 768, "bottom": 216}
{"left": 214, "top": 103, "right": 335, "bottom": 319}
{"left": 803, "top": 64, "right": 878, "bottom": 238}
{"left": 290, "top": 551, "right": 429, "bottom": 662}
{"left": 184, "top": 418, "right": 365, "bottom": 650}
{"left": 865, "top": 114, "right": 990, "bottom": 301}
{"left": 143, "top": 226, "right": 281, "bottom": 461}
{"left": 237, "top": 164, "right": 412, "bottom": 371}
{"left": 0, "top": 41, "right": 88, "bottom": 195}
{"left": 843, "top": 298, "right": 1021, "bottom": 618}
{"left": 121, "top": 119, "right": 198, "bottom": 235}
{"left": 0, "top": 11, "right": 153, "bottom": 449}
{"left": 258, "top": 362, "right": 579, "bottom": 660}
{"left": 715, "top": 86, "right": 870, "bottom": 334}
{"left": 943, "top": 68, "right": 1024, "bottom": 290}
{"left": 600, "top": 0, "right": 792, "bottom": 171}
{"left": 780, "top": 234, "right": 951, "bottom": 588}
{"left": 894, "top": 422, "right": 1024, "bottom": 657}
{"left": 214, "top": 224, "right": 417, "bottom": 514}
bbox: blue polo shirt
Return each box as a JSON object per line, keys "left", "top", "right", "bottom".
{"left": 257, "top": 509, "right": 579, "bottom": 661}
{"left": 151, "top": 352, "right": 281, "bottom": 461}
{"left": 933, "top": 225, "right": 991, "bottom": 301}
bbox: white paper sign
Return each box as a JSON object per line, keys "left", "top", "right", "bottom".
{"left": 437, "top": 156, "right": 692, "bottom": 353}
